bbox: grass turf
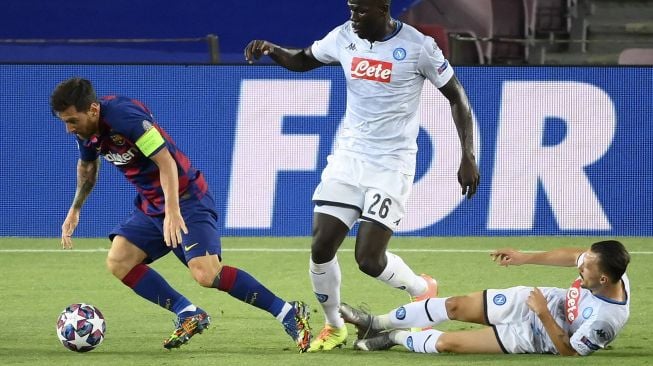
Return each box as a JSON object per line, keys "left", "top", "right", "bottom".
{"left": 0, "top": 236, "right": 651, "bottom": 365}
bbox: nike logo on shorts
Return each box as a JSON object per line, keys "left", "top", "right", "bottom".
{"left": 184, "top": 243, "right": 199, "bottom": 251}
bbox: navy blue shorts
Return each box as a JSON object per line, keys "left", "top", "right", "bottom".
{"left": 109, "top": 191, "right": 221, "bottom": 265}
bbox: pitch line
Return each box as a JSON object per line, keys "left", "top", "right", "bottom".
{"left": 1, "top": 248, "right": 652, "bottom": 255}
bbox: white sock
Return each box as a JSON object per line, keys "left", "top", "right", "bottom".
{"left": 178, "top": 304, "right": 197, "bottom": 314}
{"left": 391, "top": 329, "right": 442, "bottom": 353}
{"left": 375, "top": 252, "right": 426, "bottom": 297}
{"left": 375, "top": 297, "right": 450, "bottom": 329}
{"left": 310, "top": 256, "right": 344, "bottom": 328}
{"left": 275, "top": 302, "right": 293, "bottom": 322}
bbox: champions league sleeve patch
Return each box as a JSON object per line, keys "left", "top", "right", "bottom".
{"left": 437, "top": 60, "right": 449, "bottom": 75}
{"left": 573, "top": 320, "right": 615, "bottom": 355}
{"left": 135, "top": 122, "right": 165, "bottom": 157}
{"left": 580, "top": 336, "right": 600, "bottom": 351}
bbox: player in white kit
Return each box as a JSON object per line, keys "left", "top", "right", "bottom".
{"left": 245, "top": 0, "right": 480, "bottom": 351}
{"left": 342, "top": 240, "right": 630, "bottom": 356}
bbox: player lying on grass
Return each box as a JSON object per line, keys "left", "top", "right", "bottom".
{"left": 340, "top": 240, "right": 630, "bottom": 356}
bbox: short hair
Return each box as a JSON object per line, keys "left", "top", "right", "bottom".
{"left": 591, "top": 240, "right": 630, "bottom": 283}
{"left": 50, "top": 77, "right": 97, "bottom": 114}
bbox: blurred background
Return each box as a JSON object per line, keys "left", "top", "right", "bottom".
{"left": 2, "top": 1, "right": 651, "bottom": 238}
{"left": 2, "top": 0, "right": 652, "bottom": 65}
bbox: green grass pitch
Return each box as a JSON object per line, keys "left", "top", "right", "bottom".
{"left": 0, "top": 236, "right": 651, "bottom": 365}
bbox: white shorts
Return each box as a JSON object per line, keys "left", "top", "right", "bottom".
{"left": 312, "top": 153, "right": 414, "bottom": 231}
{"left": 485, "top": 286, "right": 558, "bottom": 354}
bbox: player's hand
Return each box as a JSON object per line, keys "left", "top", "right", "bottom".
{"left": 244, "top": 40, "right": 277, "bottom": 63}
{"left": 490, "top": 248, "right": 528, "bottom": 266}
{"left": 163, "top": 210, "right": 188, "bottom": 248}
{"left": 458, "top": 154, "right": 480, "bottom": 199}
{"left": 61, "top": 208, "right": 81, "bottom": 249}
{"left": 526, "top": 287, "right": 548, "bottom": 316}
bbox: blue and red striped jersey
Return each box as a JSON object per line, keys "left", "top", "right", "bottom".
{"left": 76, "top": 96, "right": 208, "bottom": 216}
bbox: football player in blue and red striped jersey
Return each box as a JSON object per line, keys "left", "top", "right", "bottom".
{"left": 50, "top": 78, "right": 312, "bottom": 352}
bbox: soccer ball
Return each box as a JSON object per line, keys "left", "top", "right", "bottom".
{"left": 56, "top": 303, "right": 106, "bottom": 352}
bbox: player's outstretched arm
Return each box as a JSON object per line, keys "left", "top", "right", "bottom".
{"left": 491, "top": 247, "right": 585, "bottom": 267}
{"left": 244, "top": 40, "right": 324, "bottom": 72}
{"left": 61, "top": 158, "right": 100, "bottom": 249}
{"left": 438, "top": 75, "right": 479, "bottom": 199}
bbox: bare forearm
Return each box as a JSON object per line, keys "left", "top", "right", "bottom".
{"left": 538, "top": 312, "right": 577, "bottom": 356}
{"left": 149, "top": 148, "right": 182, "bottom": 213}
{"left": 267, "top": 46, "right": 321, "bottom": 72}
{"left": 523, "top": 248, "right": 585, "bottom": 267}
{"left": 450, "top": 98, "right": 475, "bottom": 159}
{"left": 158, "top": 158, "right": 180, "bottom": 213}
{"left": 440, "top": 76, "right": 475, "bottom": 159}
{"left": 71, "top": 159, "right": 99, "bottom": 210}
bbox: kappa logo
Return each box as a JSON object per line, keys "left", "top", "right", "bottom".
{"left": 594, "top": 328, "right": 607, "bottom": 340}
{"left": 346, "top": 42, "right": 357, "bottom": 51}
{"left": 351, "top": 57, "right": 393, "bottom": 82}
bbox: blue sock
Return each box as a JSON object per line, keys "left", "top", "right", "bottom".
{"left": 122, "top": 263, "right": 193, "bottom": 316}
{"left": 212, "top": 265, "right": 285, "bottom": 317}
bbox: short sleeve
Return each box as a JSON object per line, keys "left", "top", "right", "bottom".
{"left": 105, "top": 104, "right": 150, "bottom": 142}
{"left": 104, "top": 100, "right": 165, "bottom": 157}
{"left": 570, "top": 319, "right": 617, "bottom": 356}
{"left": 311, "top": 25, "right": 344, "bottom": 64}
{"left": 417, "top": 36, "right": 454, "bottom": 88}
{"left": 77, "top": 138, "right": 98, "bottom": 161}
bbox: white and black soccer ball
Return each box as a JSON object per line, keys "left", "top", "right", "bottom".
{"left": 56, "top": 303, "right": 106, "bottom": 352}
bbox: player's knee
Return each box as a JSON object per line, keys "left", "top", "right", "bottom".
{"left": 445, "top": 296, "right": 463, "bottom": 319}
{"left": 190, "top": 266, "right": 218, "bottom": 288}
{"left": 105, "top": 255, "right": 131, "bottom": 279}
{"left": 311, "top": 215, "right": 347, "bottom": 262}
{"left": 445, "top": 295, "right": 483, "bottom": 323}
{"left": 311, "top": 235, "right": 338, "bottom": 263}
{"left": 435, "top": 333, "right": 458, "bottom": 353}
{"left": 356, "top": 255, "right": 384, "bottom": 277}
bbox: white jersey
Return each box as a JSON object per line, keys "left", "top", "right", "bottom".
{"left": 533, "top": 253, "right": 630, "bottom": 355}
{"left": 311, "top": 20, "right": 454, "bottom": 175}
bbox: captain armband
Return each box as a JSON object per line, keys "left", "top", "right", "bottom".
{"left": 135, "top": 127, "right": 165, "bottom": 157}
